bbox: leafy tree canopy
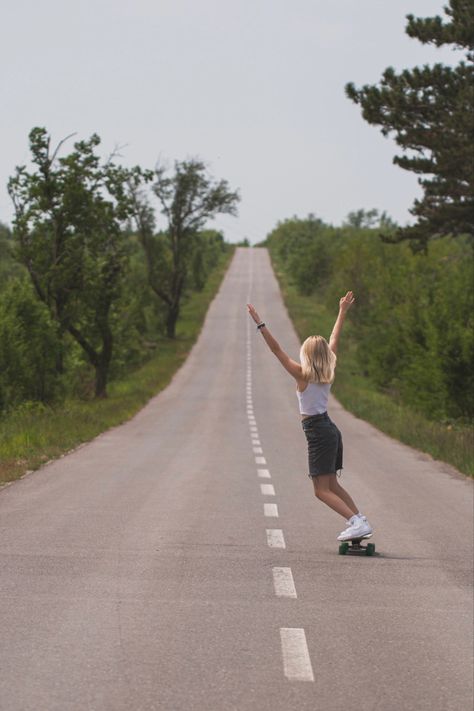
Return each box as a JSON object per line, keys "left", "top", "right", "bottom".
{"left": 343, "top": 209, "right": 398, "bottom": 230}
{"left": 130, "top": 159, "right": 239, "bottom": 337}
{"left": 8, "top": 127, "right": 151, "bottom": 396}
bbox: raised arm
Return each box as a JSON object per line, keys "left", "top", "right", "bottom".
{"left": 329, "top": 291, "right": 355, "bottom": 355}
{"left": 247, "top": 304, "right": 302, "bottom": 380}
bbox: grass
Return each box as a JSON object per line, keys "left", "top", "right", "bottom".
{"left": 0, "top": 249, "right": 235, "bottom": 487}
{"left": 271, "top": 258, "right": 474, "bottom": 478}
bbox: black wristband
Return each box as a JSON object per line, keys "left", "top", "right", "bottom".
{"left": 257, "top": 322, "right": 266, "bottom": 330}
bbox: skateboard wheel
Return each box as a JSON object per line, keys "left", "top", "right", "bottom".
{"left": 339, "top": 542, "right": 349, "bottom": 555}
{"left": 366, "top": 543, "right": 375, "bottom": 556}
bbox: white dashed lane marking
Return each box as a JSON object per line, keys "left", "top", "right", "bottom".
{"left": 246, "top": 253, "right": 313, "bottom": 686}
{"left": 279, "top": 628, "right": 314, "bottom": 682}
{"left": 264, "top": 503, "right": 279, "bottom": 517}
{"left": 273, "top": 568, "right": 297, "bottom": 598}
{"left": 266, "top": 529, "right": 286, "bottom": 548}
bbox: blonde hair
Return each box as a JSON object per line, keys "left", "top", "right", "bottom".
{"left": 299, "top": 335, "right": 336, "bottom": 384}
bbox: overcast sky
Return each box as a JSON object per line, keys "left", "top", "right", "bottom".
{"left": 1, "top": 1, "right": 462, "bottom": 243}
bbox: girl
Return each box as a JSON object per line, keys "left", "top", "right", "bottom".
{"left": 247, "top": 292, "right": 373, "bottom": 542}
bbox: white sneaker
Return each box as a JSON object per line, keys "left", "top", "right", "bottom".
{"left": 337, "top": 517, "right": 373, "bottom": 541}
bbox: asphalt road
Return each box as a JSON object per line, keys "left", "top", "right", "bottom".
{"left": 0, "top": 247, "right": 472, "bottom": 711}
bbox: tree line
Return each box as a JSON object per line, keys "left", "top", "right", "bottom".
{"left": 0, "top": 128, "right": 239, "bottom": 409}
{"left": 266, "top": 212, "right": 473, "bottom": 422}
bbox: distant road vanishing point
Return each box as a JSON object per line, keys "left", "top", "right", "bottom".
{"left": 0, "top": 248, "right": 472, "bottom": 711}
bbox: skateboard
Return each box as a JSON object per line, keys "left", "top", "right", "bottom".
{"left": 338, "top": 534, "right": 376, "bottom": 556}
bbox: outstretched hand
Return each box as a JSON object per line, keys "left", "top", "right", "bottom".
{"left": 339, "top": 291, "right": 355, "bottom": 313}
{"left": 247, "top": 303, "right": 262, "bottom": 324}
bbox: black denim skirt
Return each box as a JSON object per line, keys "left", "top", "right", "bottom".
{"left": 301, "top": 412, "right": 343, "bottom": 477}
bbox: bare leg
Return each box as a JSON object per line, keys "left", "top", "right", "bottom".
{"left": 312, "top": 474, "right": 356, "bottom": 520}
{"left": 328, "top": 477, "right": 358, "bottom": 516}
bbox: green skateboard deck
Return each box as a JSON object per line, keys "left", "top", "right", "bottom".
{"left": 338, "top": 534, "right": 376, "bottom": 556}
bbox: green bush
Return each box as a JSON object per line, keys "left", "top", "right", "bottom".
{"left": 0, "top": 279, "right": 61, "bottom": 408}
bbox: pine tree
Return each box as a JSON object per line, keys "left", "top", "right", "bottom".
{"left": 345, "top": 0, "right": 474, "bottom": 252}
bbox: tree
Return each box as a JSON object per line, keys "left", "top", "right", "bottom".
{"left": 131, "top": 159, "right": 239, "bottom": 337}
{"left": 0, "top": 279, "right": 60, "bottom": 409}
{"left": 343, "top": 208, "right": 380, "bottom": 229}
{"left": 345, "top": 0, "right": 474, "bottom": 251}
{"left": 0, "top": 222, "right": 12, "bottom": 267}
{"left": 0, "top": 221, "right": 25, "bottom": 286}
{"left": 190, "top": 230, "right": 227, "bottom": 291}
{"left": 343, "top": 209, "right": 398, "bottom": 230}
{"left": 8, "top": 127, "right": 150, "bottom": 397}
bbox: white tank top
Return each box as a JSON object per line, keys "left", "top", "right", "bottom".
{"left": 296, "top": 381, "right": 331, "bottom": 415}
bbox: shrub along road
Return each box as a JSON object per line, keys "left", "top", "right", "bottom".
{"left": 0, "top": 248, "right": 472, "bottom": 711}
